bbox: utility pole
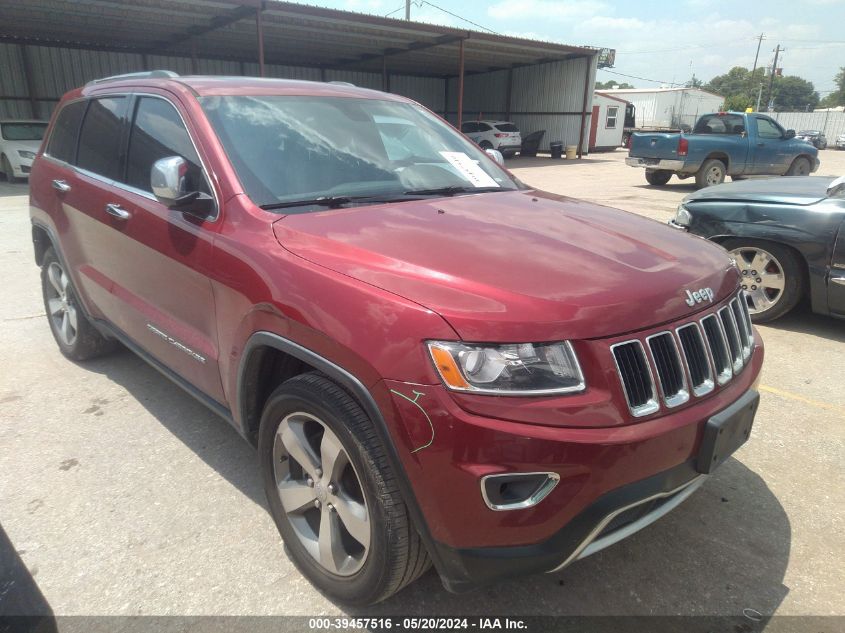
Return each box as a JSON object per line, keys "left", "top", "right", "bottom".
{"left": 765, "top": 45, "right": 782, "bottom": 112}
{"left": 750, "top": 33, "right": 765, "bottom": 84}
{"left": 756, "top": 83, "right": 764, "bottom": 112}
{"left": 405, "top": 0, "right": 410, "bottom": 20}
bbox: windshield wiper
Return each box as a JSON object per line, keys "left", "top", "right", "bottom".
{"left": 402, "top": 185, "right": 504, "bottom": 196}
{"left": 259, "top": 196, "right": 354, "bottom": 211}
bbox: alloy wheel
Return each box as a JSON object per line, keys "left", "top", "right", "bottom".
{"left": 45, "top": 261, "right": 78, "bottom": 346}
{"left": 273, "top": 412, "right": 370, "bottom": 576}
{"left": 730, "top": 247, "right": 785, "bottom": 314}
{"left": 705, "top": 165, "right": 723, "bottom": 186}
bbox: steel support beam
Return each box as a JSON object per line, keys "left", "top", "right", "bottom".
{"left": 18, "top": 44, "right": 39, "bottom": 119}
{"left": 256, "top": 5, "right": 265, "bottom": 77}
{"left": 144, "top": 4, "right": 257, "bottom": 53}
{"left": 457, "top": 38, "right": 465, "bottom": 130}
{"left": 333, "top": 34, "right": 464, "bottom": 68}
{"left": 505, "top": 66, "right": 513, "bottom": 121}
{"left": 577, "top": 55, "right": 593, "bottom": 158}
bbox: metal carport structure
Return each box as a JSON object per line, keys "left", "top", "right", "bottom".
{"left": 0, "top": 0, "right": 600, "bottom": 154}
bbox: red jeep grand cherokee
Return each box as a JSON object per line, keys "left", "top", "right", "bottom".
{"left": 29, "top": 72, "right": 763, "bottom": 605}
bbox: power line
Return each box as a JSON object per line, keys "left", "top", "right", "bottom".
{"left": 598, "top": 69, "right": 675, "bottom": 85}
{"left": 418, "top": 1, "right": 501, "bottom": 34}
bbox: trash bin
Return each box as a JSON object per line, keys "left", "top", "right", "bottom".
{"left": 565, "top": 145, "right": 577, "bottom": 159}
{"left": 549, "top": 141, "right": 563, "bottom": 159}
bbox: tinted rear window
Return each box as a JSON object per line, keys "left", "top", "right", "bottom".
{"left": 46, "top": 101, "right": 87, "bottom": 164}
{"left": 77, "top": 97, "right": 126, "bottom": 180}
{"left": 495, "top": 123, "right": 518, "bottom": 132}
{"left": 693, "top": 114, "right": 745, "bottom": 135}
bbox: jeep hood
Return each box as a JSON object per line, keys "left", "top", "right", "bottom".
{"left": 272, "top": 190, "right": 739, "bottom": 341}
{"left": 684, "top": 176, "right": 833, "bottom": 206}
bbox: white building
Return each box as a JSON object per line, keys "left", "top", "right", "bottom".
{"left": 600, "top": 87, "right": 724, "bottom": 130}
{"left": 590, "top": 91, "right": 628, "bottom": 150}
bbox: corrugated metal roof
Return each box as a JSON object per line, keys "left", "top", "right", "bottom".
{"left": 1, "top": 0, "right": 597, "bottom": 76}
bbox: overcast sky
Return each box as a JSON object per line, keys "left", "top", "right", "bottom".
{"left": 305, "top": 0, "right": 844, "bottom": 95}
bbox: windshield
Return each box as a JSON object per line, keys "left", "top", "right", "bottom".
{"left": 1, "top": 122, "right": 47, "bottom": 141}
{"left": 200, "top": 95, "right": 519, "bottom": 209}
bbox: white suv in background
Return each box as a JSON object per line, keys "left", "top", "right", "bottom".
{"left": 0, "top": 120, "right": 48, "bottom": 182}
{"left": 460, "top": 120, "right": 522, "bottom": 157}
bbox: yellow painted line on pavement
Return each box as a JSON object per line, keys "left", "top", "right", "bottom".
{"left": 760, "top": 384, "right": 845, "bottom": 416}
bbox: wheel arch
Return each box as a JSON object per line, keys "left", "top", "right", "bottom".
{"left": 236, "top": 331, "right": 445, "bottom": 577}
{"left": 703, "top": 152, "right": 730, "bottom": 171}
{"left": 32, "top": 223, "right": 52, "bottom": 266}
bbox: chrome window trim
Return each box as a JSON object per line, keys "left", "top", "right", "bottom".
{"left": 610, "top": 340, "right": 660, "bottom": 417}
{"left": 644, "top": 331, "right": 689, "bottom": 408}
{"left": 480, "top": 472, "right": 561, "bottom": 511}
{"left": 675, "top": 322, "right": 715, "bottom": 397}
{"left": 43, "top": 92, "right": 220, "bottom": 222}
{"left": 700, "top": 313, "right": 733, "bottom": 385}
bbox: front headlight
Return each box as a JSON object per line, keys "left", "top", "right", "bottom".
{"left": 427, "top": 340, "right": 585, "bottom": 395}
{"left": 17, "top": 150, "right": 36, "bottom": 160}
{"left": 673, "top": 204, "right": 692, "bottom": 226}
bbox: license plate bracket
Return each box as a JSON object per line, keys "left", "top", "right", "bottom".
{"left": 696, "top": 390, "right": 759, "bottom": 474}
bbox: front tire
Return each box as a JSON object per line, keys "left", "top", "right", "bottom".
{"left": 258, "top": 372, "right": 430, "bottom": 605}
{"left": 1, "top": 155, "right": 19, "bottom": 184}
{"left": 40, "top": 248, "right": 118, "bottom": 360}
{"left": 695, "top": 159, "right": 726, "bottom": 188}
{"left": 645, "top": 169, "right": 672, "bottom": 186}
{"left": 723, "top": 239, "right": 804, "bottom": 323}
{"left": 786, "top": 156, "right": 811, "bottom": 176}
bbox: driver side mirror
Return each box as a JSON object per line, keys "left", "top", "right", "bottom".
{"left": 151, "top": 156, "right": 214, "bottom": 217}
{"left": 827, "top": 175, "right": 845, "bottom": 198}
{"left": 485, "top": 148, "right": 505, "bottom": 166}
{"left": 784, "top": 129, "right": 796, "bottom": 139}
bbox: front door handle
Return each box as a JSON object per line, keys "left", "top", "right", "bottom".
{"left": 831, "top": 275, "right": 845, "bottom": 287}
{"left": 756, "top": 142, "right": 765, "bottom": 147}
{"left": 52, "top": 179, "right": 71, "bottom": 193}
{"left": 105, "top": 203, "right": 131, "bottom": 220}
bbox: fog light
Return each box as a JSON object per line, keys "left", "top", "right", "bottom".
{"left": 481, "top": 472, "right": 560, "bottom": 511}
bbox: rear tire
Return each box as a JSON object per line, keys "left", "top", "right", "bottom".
{"left": 645, "top": 169, "right": 672, "bottom": 186}
{"left": 722, "top": 239, "right": 804, "bottom": 323}
{"left": 479, "top": 140, "right": 493, "bottom": 150}
{"left": 786, "top": 156, "right": 811, "bottom": 176}
{"left": 695, "top": 159, "right": 726, "bottom": 188}
{"left": 258, "top": 372, "right": 430, "bottom": 605}
{"left": 40, "top": 248, "right": 118, "bottom": 360}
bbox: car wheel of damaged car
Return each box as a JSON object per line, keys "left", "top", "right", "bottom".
{"left": 695, "top": 159, "right": 726, "bottom": 188}
{"left": 786, "top": 157, "right": 811, "bottom": 177}
{"left": 724, "top": 239, "right": 804, "bottom": 322}
{"left": 41, "top": 248, "right": 118, "bottom": 360}
{"left": 645, "top": 169, "right": 672, "bottom": 186}
{"left": 258, "top": 372, "right": 430, "bottom": 604}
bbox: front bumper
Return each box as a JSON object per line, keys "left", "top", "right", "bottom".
{"left": 378, "top": 333, "right": 764, "bottom": 591}
{"left": 8, "top": 156, "right": 32, "bottom": 178}
{"left": 626, "top": 157, "right": 685, "bottom": 170}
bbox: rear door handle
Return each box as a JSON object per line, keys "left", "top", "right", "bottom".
{"left": 52, "top": 179, "right": 71, "bottom": 193}
{"left": 105, "top": 203, "right": 131, "bottom": 220}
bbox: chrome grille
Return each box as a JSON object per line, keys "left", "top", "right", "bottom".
{"left": 646, "top": 332, "right": 689, "bottom": 407}
{"left": 612, "top": 292, "right": 755, "bottom": 417}
{"left": 719, "top": 307, "right": 744, "bottom": 373}
{"left": 676, "top": 323, "right": 714, "bottom": 397}
{"left": 701, "top": 314, "right": 732, "bottom": 385}
{"left": 611, "top": 341, "right": 659, "bottom": 417}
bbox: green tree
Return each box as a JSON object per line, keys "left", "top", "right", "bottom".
{"left": 771, "top": 75, "right": 819, "bottom": 111}
{"left": 725, "top": 94, "right": 753, "bottom": 112}
{"left": 595, "top": 80, "right": 634, "bottom": 89}
{"left": 818, "top": 67, "right": 845, "bottom": 108}
{"left": 685, "top": 75, "right": 703, "bottom": 88}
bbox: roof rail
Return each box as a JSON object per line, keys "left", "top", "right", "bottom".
{"left": 328, "top": 80, "right": 356, "bottom": 87}
{"left": 85, "top": 70, "right": 179, "bottom": 87}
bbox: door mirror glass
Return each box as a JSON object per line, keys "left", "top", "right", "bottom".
{"left": 827, "top": 175, "right": 845, "bottom": 198}
{"left": 785, "top": 129, "right": 796, "bottom": 139}
{"left": 485, "top": 148, "right": 505, "bottom": 166}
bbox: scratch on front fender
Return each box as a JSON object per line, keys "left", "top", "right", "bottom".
{"left": 389, "top": 389, "right": 435, "bottom": 453}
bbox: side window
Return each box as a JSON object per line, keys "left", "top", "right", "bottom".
{"left": 756, "top": 117, "right": 783, "bottom": 139}
{"left": 77, "top": 97, "right": 127, "bottom": 180}
{"left": 606, "top": 106, "right": 618, "bottom": 129}
{"left": 46, "top": 100, "right": 87, "bottom": 164}
{"left": 125, "top": 97, "right": 208, "bottom": 194}
{"left": 477, "top": 123, "right": 491, "bottom": 132}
